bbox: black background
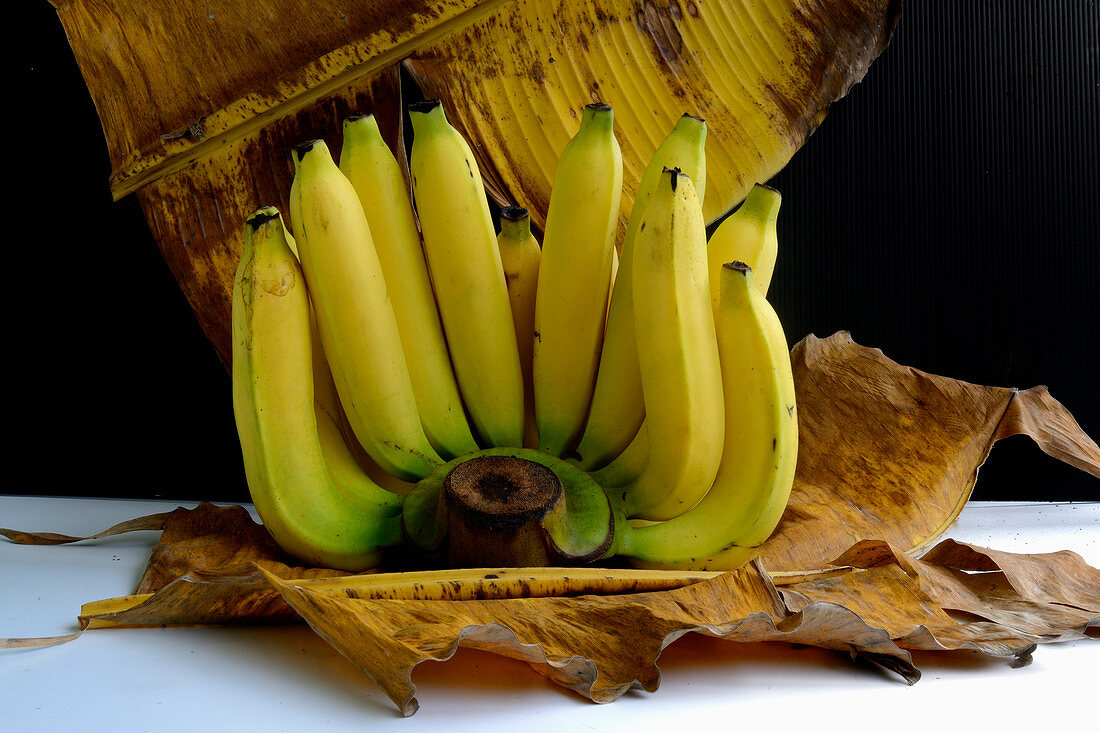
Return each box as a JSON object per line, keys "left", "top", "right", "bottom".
{"left": 9, "top": 1, "right": 1098, "bottom": 503}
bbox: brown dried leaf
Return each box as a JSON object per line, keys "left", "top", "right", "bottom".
{"left": 759, "top": 332, "right": 1100, "bottom": 576}
{"left": 133, "top": 502, "right": 349, "bottom": 594}
{"left": 6, "top": 335, "right": 1098, "bottom": 710}
{"left": 786, "top": 538, "right": 1099, "bottom": 660}
{"left": 258, "top": 563, "right": 925, "bottom": 716}
{"left": 61, "top": 504, "right": 1095, "bottom": 714}
{"left": 0, "top": 512, "right": 171, "bottom": 546}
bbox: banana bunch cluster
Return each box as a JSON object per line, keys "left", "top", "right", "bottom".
{"left": 232, "top": 100, "right": 797, "bottom": 573}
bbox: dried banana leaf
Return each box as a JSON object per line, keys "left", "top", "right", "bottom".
{"left": 406, "top": 0, "right": 902, "bottom": 229}
{"left": 52, "top": 0, "right": 901, "bottom": 365}
{"left": 761, "top": 332, "right": 1100, "bottom": 579}
{"left": 9, "top": 505, "right": 1096, "bottom": 714}
{"left": 4, "top": 333, "right": 1097, "bottom": 713}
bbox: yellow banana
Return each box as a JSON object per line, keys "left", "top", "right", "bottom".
{"left": 589, "top": 422, "right": 648, "bottom": 489}
{"left": 290, "top": 140, "right": 442, "bottom": 481}
{"left": 496, "top": 206, "right": 541, "bottom": 449}
{"left": 618, "top": 261, "right": 798, "bottom": 569}
{"left": 274, "top": 207, "right": 416, "bottom": 495}
{"left": 617, "top": 168, "right": 723, "bottom": 521}
{"left": 231, "top": 207, "right": 403, "bottom": 572}
{"left": 306, "top": 289, "right": 417, "bottom": 498}
{"left": 573, "top": 114, "right": 707, "bottom": 470}
{"left": 339, "top": 114, "right": 478, "bottom": 460}
{"left": 533, "top": 102, "right": 622, "bottom": 457}
{"left": 408, "top": 99, "right": 525, "bottom": 449}
{"left": 707, "top": 183, "right": 781, "bottom": 300}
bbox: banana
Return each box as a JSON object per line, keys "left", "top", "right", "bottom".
{"left": 290, "top": 140, "right": 442, "bottom": 481}
{"left": 231, "top": 207, "right": 403, "bottom": 572}
{"left": 339, "top": 114, "right": 478, "bottom": 460}
{"left": 532, "top": 102, "right": 622, "bottom": 457}
{"left": 618, "top": 261, "right": 798, "bottom": 569}
{"left": 280, "top": 193, "right": 418, "bottom": 495}
{"left": 616, "top": 168, "right": 724, "bottom": 521}
{"left": 408, "top": 99, "right": 525, "bottom": 449}
{"left": 306, "top": 284, "right": 418, "bottom": 498}
{"left": 496, "top": 206, "right": 542, "bottom": 449}
{"left": 589, "top": 422, "right": 648, "bottom": 489}
{"left": 707, "top": 183, "right": 781, "bottom": 300}
{"left": 573, "top": 114, "right": 707, "bottom": 470}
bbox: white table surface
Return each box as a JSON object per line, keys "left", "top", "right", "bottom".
{"left": 2, "top": 495, "right": 1097, "bottom": 732}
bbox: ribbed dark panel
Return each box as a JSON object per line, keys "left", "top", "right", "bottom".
{"left": 768, "top": 0, "right": 1099, "bottom": 500}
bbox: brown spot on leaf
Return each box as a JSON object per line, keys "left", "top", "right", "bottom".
{"left": 634, "top": 0, "right": 684, "bottom": 73}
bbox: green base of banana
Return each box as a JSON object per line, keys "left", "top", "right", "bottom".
{"left": 402, "top": 448, "right": 617, "bottom": 568}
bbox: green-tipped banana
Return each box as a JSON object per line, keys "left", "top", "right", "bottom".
{"left": 232, "top": 208, "right": 403, "bottom": 571}
{"left": 617, "top": 168, "right": 724, "bottom": 521}
{"left": 573, "top": 114, "right": 707, "bottom": 470}
{"left": 497, "top": 206, "right": 542, "bottom": 449}
{"left": 339, "top": 114, "right": 478, "bottom": 460}
{"left": 707, "top": 184, "right": 781, "bottom": 300}
{"left": 290, "top": 140, "right": 442, "bottom": 481}
{"left": 409, "top": 99, "right": 525, "bottom": 449}
{"left": 533, "top": 103, "right": 622, "bottom": 457}
{"left": 618, "top": 261, "right": 798, "bottom": 569}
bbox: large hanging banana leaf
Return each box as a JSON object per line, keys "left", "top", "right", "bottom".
{"left": 52, "top": 0, "right": 899, "bottom": 365}
{"left": 407, "top": 0, "right": 902, "bottom": 229}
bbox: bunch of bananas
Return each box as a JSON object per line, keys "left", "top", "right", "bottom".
{"left": 232, "top": 100, "right": 797, "bottom": 573}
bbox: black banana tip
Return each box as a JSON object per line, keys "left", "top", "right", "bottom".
{"left": 662, "top": 166, "right": 684, "bottom": 191}
{"left": 585, "top": 102, "right": 613, "bottom": 112}
{"left": 246, "top": 208, "right": 280, "bottom": 231}
{"left": 681, "top": 112, "right": 705, "bottom": 124}
{"left": 723, "top": 260, "right": 752, "bottom": 274}
{"left": 345, "top": 112, "right": 369, "bottom": 123}
{"left": 408, "top": 98, "right": 442, "bottom": 114}
{"left": 294, "top": 139, "right": 321, "bottom": 161}
{"left": 501, "top": 206, "right": 530, "bottom": 222}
